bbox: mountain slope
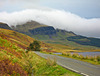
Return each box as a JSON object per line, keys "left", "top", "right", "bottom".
{"left": 0, "top": 22, "right": 11, "bottom": 30}
{"left": 31, "top": 27, "right": 100, "bottom": 51}
{"left": 0, "top": 28, "right": 34, "bottom": 49}
{"left": 67, "top": 35, "right": 100, "bottom": 47}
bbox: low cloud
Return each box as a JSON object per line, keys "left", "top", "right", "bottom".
{"left": 0, "top": 9, "right": 100, "bottom": 38}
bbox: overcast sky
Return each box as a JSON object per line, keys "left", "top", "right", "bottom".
{"left": 0, "top": 0, "right": 100, "bottom": 38}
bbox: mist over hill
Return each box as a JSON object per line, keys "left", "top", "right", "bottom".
{"left": 0, "top": 9, "right": 100, "bottom": 38}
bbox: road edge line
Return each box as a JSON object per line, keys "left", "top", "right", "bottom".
{"left": 57, "top": 62, "right": 89, "bottom": 76}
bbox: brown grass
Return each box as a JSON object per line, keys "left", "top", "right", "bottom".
{"left": 0, "top": 59, "right": 28, "bottom": 76}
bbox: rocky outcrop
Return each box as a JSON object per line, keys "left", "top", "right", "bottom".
{"left": 29, "top": 26, "right": 56, "bottom": 35}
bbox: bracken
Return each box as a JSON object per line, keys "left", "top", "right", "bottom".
{"left": 0, "top": 59, "right": 28, "bottom": 76}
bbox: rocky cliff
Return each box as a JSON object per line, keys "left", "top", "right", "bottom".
{"left": 29, "top": 26, "right": 56, "bottom": 35}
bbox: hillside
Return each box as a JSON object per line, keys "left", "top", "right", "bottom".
{"left": 0, "top": 28, "right": 33, "bottom": 75}
{"left": 12, "top": 21, "right": 100, "bottom": 51}
{"left": 0, "top": 28, "right": 34, "bottom": 49}
{"left": 0, "top": 28, "right": 81, "bottom": 76}
{"left": 0, "top": 22, "right": 11, "bottom": 30}
{"left": 67, "top": 35, "right": 100, "bottom": 47}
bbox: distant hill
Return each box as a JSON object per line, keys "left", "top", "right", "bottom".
{"left": 0, "top": 22, "right": 11, "bottom": 30}
{"left": 29, "top": 26, "right": 100, "bottom": 49}
{"left": 11, "top": 21, "right": 47, "bottom": 36}
{"left": 8, "top": 21, "right": 100, "bottom": 51}
{"left": 67, "top": 35, "right": 100, "bottom": 47}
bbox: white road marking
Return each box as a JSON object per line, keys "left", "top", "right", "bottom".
{"left": 81, "top": 73, "right": 89, "bottom": 76}
{"left": 58, "top": 62, "right": 89, "bottom": 76}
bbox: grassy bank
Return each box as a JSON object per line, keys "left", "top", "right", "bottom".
{"left": 0, "top": 40, "right": 81, "bottom": 76}
{"left": 25, "top": 51, "right": 81, "bottom": 76}
{"left": 41, "top": 51, "right": 100, "bottom": 65}
{"left": 60, "top": 52, "right": 100, "bottom": 65}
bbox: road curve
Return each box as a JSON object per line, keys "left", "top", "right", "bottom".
{"left": 35, "top": 52, "right": 100, "bottom": 76}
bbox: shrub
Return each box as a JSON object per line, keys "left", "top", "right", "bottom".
{"left": 72, "top": 53, "right": 78, "bottom": 58}
{"left": 96, "top": 56, "right": 100, "bottom": 62}
{"left": 28, "top": 40, "right": 41, "bottom": 51}
{"left": 65, "top": 53, "right": 72, "bottom": 57}
{"left": 79, "top": 55, "right": 85, "bottom": 60}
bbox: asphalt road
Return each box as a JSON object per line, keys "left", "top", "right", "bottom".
{"left": 35, "top": 52, "right": 100, "bottom": 76}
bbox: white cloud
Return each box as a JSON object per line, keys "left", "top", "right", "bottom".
{"left": 0, "top": 9, "right": 100, "bottom": 38}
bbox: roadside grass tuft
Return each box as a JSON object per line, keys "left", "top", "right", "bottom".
{"left": 46, "top": 56, "right": 56, "bottom": 66}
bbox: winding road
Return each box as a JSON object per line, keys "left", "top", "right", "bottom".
{"left": 35, "top": 52, "right": 100, "bottom": 76}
